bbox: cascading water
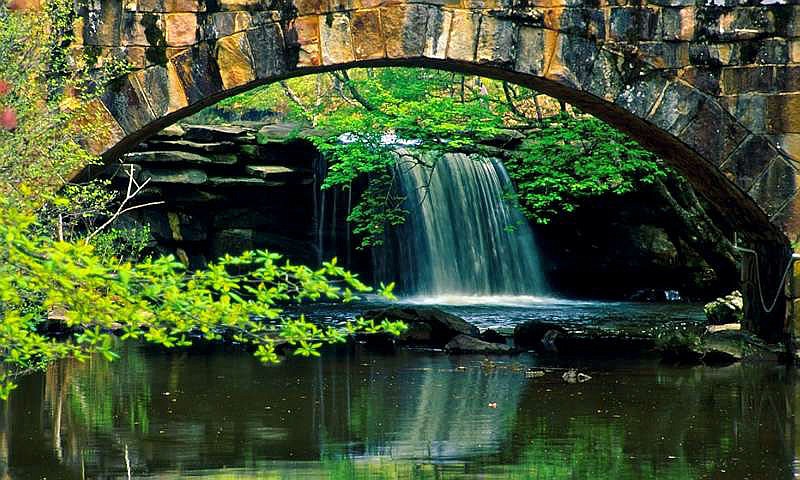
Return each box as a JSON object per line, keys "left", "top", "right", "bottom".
{"left": 376, "top": 150, "right": 549, "bottom": 300}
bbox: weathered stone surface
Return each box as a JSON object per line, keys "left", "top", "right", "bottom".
{"left": 351, "top": 10, "right": 384, "bottom": 60}
{"left": 445, "top": 334, "right": 514, "bottom": 354}
{"left": 164, "top": 13, "right": 198, "bottom": 46}
{"left": 245, "top": 165, "right": 305, "bottom": 178}
{"left": 141, "top": 168, "right": 207, "bottom": 184}
{"left": 144, "top": 139, "right": 237, "bottom": 153}
{"left": 215, "top": 32, "right": 256, "bottom": 89}
{"left": 206, "top": 176, "right": 281, "bottom": 187}
{"left": 320, "top": 13, "right": 355, "bottom": 64}
{"left": 183, "top": 124, "right": 253, "bottom": 141}
{"left": 125, "top": 150, "right": 236, "bottom": 164}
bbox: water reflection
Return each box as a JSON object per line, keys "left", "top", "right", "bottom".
{"left": 1, "top": 344, "right": 796, "bottom": 479}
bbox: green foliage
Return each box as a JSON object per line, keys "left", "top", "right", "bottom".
{"left": 211, "top": 68, "right": 665, "bottom": 247}
{"left": 0, "top": 195, "right": 405, "bottom": 398}
{"left": 504, "top": 113, "right": 665, "bottom": 223}
{"left": 652, "top": 322, "right": 705, "bottom": 353}
{"left": 0, "top": 2, "right": 405, "bottom": 400}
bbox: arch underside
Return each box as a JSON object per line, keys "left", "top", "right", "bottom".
{"left": 94, "top": 53, "right": 787, "bottom": 247}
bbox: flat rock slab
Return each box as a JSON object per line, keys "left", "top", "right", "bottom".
{"left": 183, "top": 124, "right": 255, "bottom": 142}
{"left": 207, "top": 177, "right": 286, "bottom": 187}
{"left": 126, "top": 151, "right": 237, "bottom": 165}
{"left": 151, "top": 123, "right": 185, "bottom": 139}
{"left": 143, "top": 140, "right": 238, "bottom": 154}
{"left": 141, "top": 169, "right": 207, "bottom": 185}
{"left": 246, "top": 165, "right": 296, "bottom": 176}
{"left": 445, "top": 334, "right": 514, "bottom": 354}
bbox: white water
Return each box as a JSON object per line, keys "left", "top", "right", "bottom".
{"left": 376, "top": 151, "right": 549, "bottom": 300}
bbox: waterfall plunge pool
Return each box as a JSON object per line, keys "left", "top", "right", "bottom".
{"left": 5, "top": 335, "right": 795, "bottom": 479}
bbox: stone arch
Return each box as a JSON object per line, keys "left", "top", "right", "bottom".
{"left": 78, "top": 2, "right": 800, "bottom": 339}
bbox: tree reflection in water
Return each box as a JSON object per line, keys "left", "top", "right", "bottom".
{"left": 1, "top": 343, "right": 796, "bottom": 479}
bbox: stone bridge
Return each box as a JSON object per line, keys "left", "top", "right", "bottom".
{"left": 77, "top": 1, "right": 800, "bottom": 342}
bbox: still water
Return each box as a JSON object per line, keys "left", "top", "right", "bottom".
{"left": 2, "top": 337, "right": 797, "bottom": 479}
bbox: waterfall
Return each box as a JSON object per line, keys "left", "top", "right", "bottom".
{"left": 377, "top": 151, "right": 548, "bottom": 299}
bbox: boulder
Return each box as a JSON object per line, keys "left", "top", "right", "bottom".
{"left": 514, "top": 319, "right": 657, "bottom": 354}
{"left": 363, "top": 307, "right": 479, "bottom": 346}
{"left": 479, "top": 328, "right": 508, "bottom": 344}
{"left": 704, "top": 291, "right": 743, "bottom": 325}
{"left": 445, "top": 335, "right": 514, "bottom": 354}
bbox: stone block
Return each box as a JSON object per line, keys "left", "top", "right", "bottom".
{"left": 320, "top": 12, "right": 355, "bottom": 64}
{"left": 170, "top": 43, "right": 224, "bottom": 104}
{"left": 766, "top": 93, "right": 800, "bottom": 134}
{"left": 122, "top": 12, "right": 163, "bottom": 46}
{"left": 141, "top": 168, "right": 208, "bottom": 184}
{"left": 585, "top": 48, "right": 625, "bottom": 102}
{"left": 719, "top": 135, "right": 778, "bottom": 192}
{"left": 446, "top": 9, "right": 480, "bottom": 62}
{"left": 545, "top": 32, "right": 598, "bottom": 90}
{"left": 382, "top": 5, "right": 427, "bottom": 59}
{"left": 514, "top": 26, "right": 546, "bottom": 76}
{"left": 133, "top": 64, "right": 190, "bottom": 119}
{"left": 476, "top": 16, "right": 516, "bottom": 66}
{"left": 720, "top": 93, "right": 767, "bottom": 133}
{"left": 608, "top": 7, "right": 658, "bottom": 42}
{"left": 164, "top": 13, "right": 198, "bottom": 46}
{"left": 351, "top": 9, "right": 385, "bottom": 60}
{"left": 721, "top": 66, "right": 775, "bottom": 95}
{"left": 680, "top": 100, "right": 748, "bottom": 166}
{"left": 658, "top": 7, "right": 694, "bottom": 41}
{"left": 247, "top": 23, "right": 287, "bottom": 78}
{"left": 749, "top": 157, "right": 799, "bottom": 218}
{"left": 100, "top": 75, "right": 156, "bottom": 135}
{"left": 614, "top": 74, "right": 667, "bottom": 120}
{"left": 206, "top": 11, "right": 253, "bottom": 38}
{"left": 83, "top": 99, "right": 128, "bottom": 156}
{"left": 215, "top": 32, "right": 256, "bottom": 90}
{"left": 424, "top": 6, "right": 451, "bottom": 59}
{"left": 647, "top": 81, "right": 704, "bottom": 136}
{"left": 286, "top": 16, "right": 321, "bottom": 67}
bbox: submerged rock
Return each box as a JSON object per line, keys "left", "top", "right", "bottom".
{"left": 704, "top": 291, "right": 743, "bottom": 325}
{"left": 363, "top": 307, "right": 479, "bottom": 347}
{"left": 514, "top": 319, "right": 655, "bottom": 354}
{"left": 445, "top": 334, "right": 514, "bottom": 354}
{"left": 479, "top": 328, "right": 508, "bottom": 345}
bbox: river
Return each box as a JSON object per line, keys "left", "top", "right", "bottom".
{"left": 2, "top": 300, "right": 796, "bottom": 479}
